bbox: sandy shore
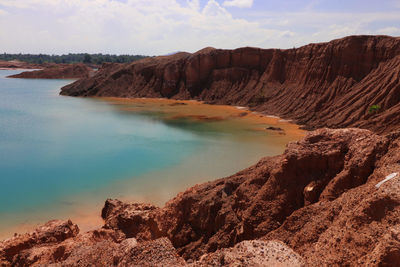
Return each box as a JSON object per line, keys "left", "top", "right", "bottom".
{"left": 97, "top": 97, "right": 305, "bottom": 138}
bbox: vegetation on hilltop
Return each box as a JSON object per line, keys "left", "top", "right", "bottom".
{"left": 0, "top": 53, "right": 147, "bottom": 65}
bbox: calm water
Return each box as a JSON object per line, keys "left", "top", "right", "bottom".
{"left": 0, "top": 69, "right": 303, "bottom": 237}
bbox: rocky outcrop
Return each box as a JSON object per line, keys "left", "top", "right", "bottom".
{"left": 0, "top": 60, "right": 44, "bottom": 69}
{"left": 2, "top": 128, "right": 399, "bottom": 266}
{"left": 8, "top": 63, "right": 94, "bottom": 79}
{"left": 103, "top": 128, "right": 400, "bottom": 266}
{"left": 101, "top": 200, "right": 163, "bottom": 241}
{"left": 60, "top": 35, "right": 400, "bottom": 134}
{"left": 191, "top": 240, "right": 305, "bottom": 267}
{"left": 0, "top": 220, "right": 183, "bottom": 266}
{"left": 0, "top": 220, "right": 79, "bottom": 265}
{"left": 153, "top": 128, "right": 391, "bottom": 260}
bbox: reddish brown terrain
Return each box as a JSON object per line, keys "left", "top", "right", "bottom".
{"left": 0, "top": 60, "right": 44, "bottom": 69}
{"left": 61, "top": 35, "right": 400, "bottom": 134}
{"left": 1, "top": 35, "right": 400, "bottom": 266}
{"left": 8, "top": 63, "right": 95, "bottom": 79}
{"left": 1, "top": 128, "right": 400, "bottom": 266}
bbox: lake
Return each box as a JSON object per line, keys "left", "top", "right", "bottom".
{"left": 0, "top": 69, "right": 304, "bottom": 238}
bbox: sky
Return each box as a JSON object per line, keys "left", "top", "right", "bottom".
{"left": 0, "top": 0, "right": 399, "bottom": 55}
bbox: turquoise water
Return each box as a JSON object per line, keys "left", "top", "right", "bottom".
{"left": 0, "top": 70, "right": 203, "bottom": 211}
{"left": 0, "top": 69, "right": 301, "bottom": 236}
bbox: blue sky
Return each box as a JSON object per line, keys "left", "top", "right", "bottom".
{"left": 0, "top": 0, "right": 399, "bottom": 55}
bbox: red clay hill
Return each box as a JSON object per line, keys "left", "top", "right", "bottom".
{"left": 0, "top": 60, "right": 44, "bottom": 69}
{"left": 61, "top": 35, "right": 400, "bottom": 134}
{"left": 8, "top": 63, "right": 94, "bottom": 79}
{"left": 1, "top": 35, "right": 400, "bottom": 266}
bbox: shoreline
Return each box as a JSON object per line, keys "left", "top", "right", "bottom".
{"left": 0, "top": 97, "right": 305, "bottom": 240}
{"left": 0, "top": 68, "right": 42, "bottom": 70}
{"left": 95, "top": 97, "right": 305, "bottom": 138}
{"left": 2, "top": 127, "right": 398, "bottom": 266}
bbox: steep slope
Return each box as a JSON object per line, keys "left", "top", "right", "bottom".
{"left": 93, "top": 128, "right": 400, "bottom": 266}
{"left": 8, "top": 63, "right": 94, "bottom": 79}
{"left": 1, "top": 128, "right": 400, "bottom": 266}
{"left": 60, "top": 35, "right": 400, "bottom": 133}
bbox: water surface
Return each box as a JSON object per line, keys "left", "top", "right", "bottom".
{"left": 0, "top": 69, "right": 304, "bottom": 238}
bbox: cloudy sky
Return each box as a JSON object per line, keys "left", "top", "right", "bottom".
{"left": 0, "top": 0, "right": 399, "bottom": 55}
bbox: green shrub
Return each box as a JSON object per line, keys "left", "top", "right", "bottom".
{"left": 368, "top": 104, "right": 381, "bottom": 114}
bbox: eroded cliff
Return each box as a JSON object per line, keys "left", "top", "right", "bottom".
{"left": 61, "top": 35, "right": 400, "bottom": 134}
{"left": 1, "top": 128, "right": 400, "bottom": 266}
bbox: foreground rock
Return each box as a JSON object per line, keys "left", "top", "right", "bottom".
{"left": 0, "top": 221, "right": 184, "bottom": 266}
{"left": 0, "top": 220, "right": 79, "bottom": 266}
{"left": 60, "top": 35, "right": 400, "bottom": 134}
{"left": 1, "top": 128, "right": 400, "bottom": 266}
{"left": 8, "top": 63, "right": 94, "bottom": 79}
{"left": 191, "top": 240, "right": 305, "bottom": 267}
{"left": 101, "top": 200, "right": 163, "bottom": 241}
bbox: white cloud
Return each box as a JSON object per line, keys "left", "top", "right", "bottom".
{"left": 0, "top": 0, "right": 399, "bottom": 55}
{"left": 0, "top": 0, "right": 284, "bottom": 54}
{"left": 377, "top": 27, "right": 400, "bottom": 35}
{"left": 187, "top": 0, "right": 200, "bottom": 10}
{"left": 223, "top": 0, "right": 253, "bottom": 8}
{"left": 311, "top": 24, "right": 364, "bottom": 42}
{"left": 0, "top": 0, "right": 61, "bottom": 8}
{"left": 253, "top": 11, "right": 400, "bottom": 47}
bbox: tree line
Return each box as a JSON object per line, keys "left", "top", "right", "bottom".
{"left": 0, "top": 53, "right": 147, "bottom": 65}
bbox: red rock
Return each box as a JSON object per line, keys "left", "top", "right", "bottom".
{"left": 155, "top": 128, "right": 390, "bottom": 260}
{"left": 9, "top": 229, "right": 123, "bottom": 266}
{"left": 116, "top": 237, "right": 186, "bottom": 266}
{"left": 0, "top": 220, "right": 79, "bottom": 265}
{"left": 191, "top": 240, "right": 305, "bottom": 267}
{"left": 8, "top": 63, "right": 94, "bottom": 79}
{"left": 263, "top": 130, "right": 400, "bottom": 266}
{"left": 95, "top": 128, "right": 400, "bottom": 265}
{"left": 1, "top": 129, "right": 400, "bottom": 266}
{"left": 101, "top": 199, "right": 163, "bottom": 241}
{"left": 0, "top": 60, "right": 44, "bottom": 69}
{"left": 60, "top": 35, "right": 400, "bottom": 134}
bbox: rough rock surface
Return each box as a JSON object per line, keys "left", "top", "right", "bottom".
{"left": 190, "top": 240, "right": 305, "bottom": 267}
{"left": 101, "top": 199, "right": 163, "bottom": 241}
{"left": 60, "top": 35, "right": 400, "bottom": 134}
{"left": 0, "top": 220, "right": 79, "bottom": 266}
{"left": 152, "top": 128, "right": 391, "bottom": 260}
{"left": 98, "top": 128, "right": 400, "bottom": 266}
{"left": 263, "top": 129, "right": 400, "bottom": 266}
{"left": 1, "top": 128, "right": 400, "bottom": 266}
{"left": 0, "top": 222, "right": 184, "bottom": 266}
{"left": 8, "top": 63, "right": 94, "bottom": 79}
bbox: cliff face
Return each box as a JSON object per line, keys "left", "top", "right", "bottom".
{"left": 8, "top": 63, "right": 94, "bottom": 79}
{"left": 61, "top": 35, "right": 400, "bottom": 133}
{"left": 2, "top": 128, "right": 400, "bottom": 266}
